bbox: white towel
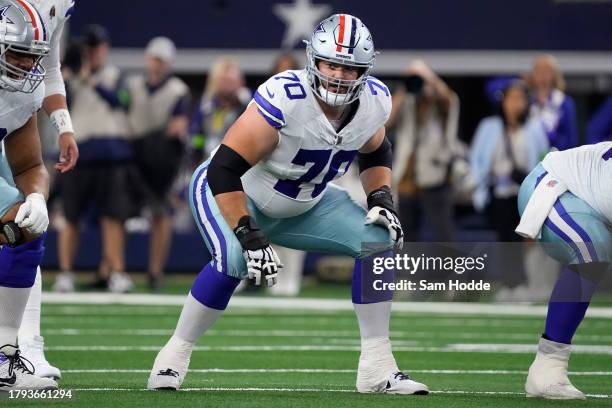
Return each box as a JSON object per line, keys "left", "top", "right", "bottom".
{"left": 515, "top": 173, "right": 568, "bottom": 239}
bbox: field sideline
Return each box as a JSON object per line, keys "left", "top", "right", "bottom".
{"left": 4, "top": 294, "right": 611, "bottom": 407}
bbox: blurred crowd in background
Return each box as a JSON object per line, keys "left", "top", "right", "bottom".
{"left": 39, "top": 22, "right": 612, "bottom": 298}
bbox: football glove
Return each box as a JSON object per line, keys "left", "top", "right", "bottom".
{"left": 15, "top": 193, "right": 48, "bottom": 235}
{"left": 364, "top": 186, "right": 404, "bottom": 249}
{"left": 234, "top": 216, "right": 283, "bottom": 287}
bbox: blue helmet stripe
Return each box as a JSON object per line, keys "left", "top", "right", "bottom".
{"left": 348, "top": 17, "right": 357, "bottom": 55}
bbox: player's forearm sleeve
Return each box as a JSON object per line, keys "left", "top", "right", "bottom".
{"left": 208, "top": 144, "right": 252, "bottom": 195}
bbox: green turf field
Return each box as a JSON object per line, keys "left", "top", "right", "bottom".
{"left": 3, "top": 297, "right": 612, "bottom": 407}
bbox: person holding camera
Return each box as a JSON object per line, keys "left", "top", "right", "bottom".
{"left": 387, "top": 60, "right": 459, "bottom": 242}
{"left": 53, "top": 25, "right": 135, "bottom": 293}
{"left": 470, "top": 79, "right": 549, "bottom": 288}
{"left": 470, "top": 78, "right": 549, "bottom": 290}
{"left": 528, "top": 54, "right": 577, "bottom": 151}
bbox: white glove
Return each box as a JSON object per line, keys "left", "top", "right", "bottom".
{"left": 14, "top": 193, "right": 48, "bottom": 235}
{"left": 243, "top": 246, "right": 284, "bottom": 287}
{"left": 365, "top": 206, "right": 404, "bottom": 249}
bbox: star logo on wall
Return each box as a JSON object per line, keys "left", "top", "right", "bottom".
{"left": 273, "top": 0, "right": 332, "bottom": 48}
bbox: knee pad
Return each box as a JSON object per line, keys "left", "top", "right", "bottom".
{"left": 190, "top": 262, "right": 241, "bottom": 310}
{"left": 0, "top": 233, "right": 45, "bottom": 288}
{"left": 352, "top": 254, "right": 394, "bottom": 304}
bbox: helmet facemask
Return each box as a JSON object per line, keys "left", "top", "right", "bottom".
{"left": 304, "top": 14, "right": 376, "bottom": 107}
{"left": 0, "top": 41, "right": 47, "bottom": 93}
{"left": 306, "top": 45, "right": 372, "bottom": 107}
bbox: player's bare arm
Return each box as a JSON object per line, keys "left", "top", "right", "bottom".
{"left": 43, "top": 94, "right": 79, "bottom": 172}
{"left": 357, "top": 126, "right": 403, "bottom": 248}
{"left": 206, "top": 102, "right": 283, "bottom": 287}
{"left": 212, "top": 103, "right": 279, "bottom": 229}
{"left": 1, "top": 115, "right": 49, "bottom": 243}
{"left": 4, "top": 115, "right": 49, "bottom": 200}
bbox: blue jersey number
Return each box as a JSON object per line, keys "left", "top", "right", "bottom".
{"left": 367, "top": 78, "right": 389, "bottom": 97}
{"left": 274, "top": 149, "right": 358, "bottom": 199}
{"left": 602, "top": 147, "right": 612, "bottom": 161}
{"left": 274, "top": 72, "right": 306, "bottom": 100}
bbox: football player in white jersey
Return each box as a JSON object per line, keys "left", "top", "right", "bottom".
{"left": 147, "top": 14, "right": 429, "bottom": 395}
{"left": 516, "top": 142, "right": 612, "bottom": 399}
{"left": 15, "top": 0, "right": 78, "bottom": 380}
{"left": 0, "top": 0, "right": 58, "bottom": 391}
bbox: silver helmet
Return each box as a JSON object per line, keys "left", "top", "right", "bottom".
{"left": 0, "top": 0, "right": 49, "bottom": 93}
{"left": 305, "top": 14, "right": 375, "bottom": 106}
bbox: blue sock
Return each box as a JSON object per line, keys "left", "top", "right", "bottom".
{"left": 352, "top": 252, "right": 394, "bottom": 304}
{"left": 544, "top": 266, "right": 596, "bottom": 344}
{"left": 0, "top": 234, "right": 45, "bottom": 288}
{"left": 190, "top": 262, "right": 240, "bottom": 310}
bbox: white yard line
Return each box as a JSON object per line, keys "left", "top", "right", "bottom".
{"left": 40, "top": 328, "right": 612, "bottom": 342}
{"left": 40, "top": 292, "right": 612, "bottom": 318}
{"left": 44, "top": 343, "right": 612, "bottom": 354}
{"left": 66, "top": 386, "right": 612, "bottom": 398}
{"left": 61, "top": 368, "right": 612, "bottom": 376}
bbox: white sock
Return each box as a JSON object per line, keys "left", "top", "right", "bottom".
{"left": 174, "top": 293, "right": 224, "bottom": 343}
{"left": 354, "top": 302, "right": 397, "bottom": 388}
{"left": 360, "top": 336, "right": 397, "bottom": 365}
{"left": 0, "top": 286, "right": 32, "bottom": 346}
{"left": 18, "top": 267, "right": 42, "bottom": 341}
{"left": 353, "top": 301, "right": 391, "bottom": 339}
{"left": 357, "top": 337, "right": 399, "bottom": 390}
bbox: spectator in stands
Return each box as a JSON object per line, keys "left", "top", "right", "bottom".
{"left": 471, "top": 79, "right": 549, "bottom": 233}
{"left": 271, "top": 52, "right": 300, "bottom": 74}
{"left": 470, "top": 79, "right": 549, "bottom": 287}
{"left": 387, "top": 60, "right": 459, "bottom": 242}
{"left": 53, "top": 25, "right": 135, "bottom": 293}
{"left": 585, "top": 96, "right": 612, "bottom": 144}
{"left": 126, "top": 37, "right": 190, "bottom": 290}
{"left": 527, "top": 54, "right": 578, "bottom": 150}
{"left": 189, "top": 57, "right": 250, "bottom": 164}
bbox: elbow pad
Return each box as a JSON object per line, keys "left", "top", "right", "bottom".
{"left": 358, "top": 137, "right": 392, "bottom": 173}
{"left": 207, "top": 144, "right": 252, "bottom": 195}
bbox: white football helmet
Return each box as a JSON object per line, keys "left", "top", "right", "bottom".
{"left": 0, "top": 0, "right": 49, "bottom": 93}
{"left": 305, "top": 14, "right": 376, "bottom": 106}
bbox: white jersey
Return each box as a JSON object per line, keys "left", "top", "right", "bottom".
{"left": 242, "top": 69, "right": 391, "bottom": 218}
{"left": 29, "top": 0, "right": 75, "bottom": 98}
{"left": 542, "top": 142, "right": 612, "bottom": 225}
{"left": 29, "top": 0, "right": 73, "bottom": 39}
{"left": 0, "top": 86, "right": 44, "bottom": 155}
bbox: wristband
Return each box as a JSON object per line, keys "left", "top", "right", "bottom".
{"left": 233, "top": 216, "right": 269, "bottom": 251}
{"left": 0, "top": 221, "right": 22, "bottom": 247}
{"left": 366, "top": 185, "right": 396, "bottom": 213}
{"left": 49, "top": 108, "right": 75, "bottom": 135}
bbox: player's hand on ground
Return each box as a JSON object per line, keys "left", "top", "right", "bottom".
{"left": 55, "top": 132, "right": 79, "bottom": 172}
{"left": 234, "top": 215, "right": 283, "bottom": 287}
{"left": 14, "top": 193, "right": 48, "bottom": 235}
{"left": 243, "top": 245, "right": 283, "bottom": 287}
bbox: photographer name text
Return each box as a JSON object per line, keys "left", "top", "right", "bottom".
{"left": 373, "top": 279, "right": 491, "bottom": 291}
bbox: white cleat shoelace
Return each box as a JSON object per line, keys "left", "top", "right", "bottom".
{"left": 0, "top": 345, "right": 58, "bottom": 391}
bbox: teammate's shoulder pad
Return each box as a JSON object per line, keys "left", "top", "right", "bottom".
{"left": 364, "top": 75, "right": 392, "bottom": 120}
{"left": 253, "top": 70, "right": 306, "bottom": 129}
{"left": 32, "top": 83, "right": 45, "bottom": 113}
{"left": 62, "top": 0, "right": 76, "bottom": 18}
